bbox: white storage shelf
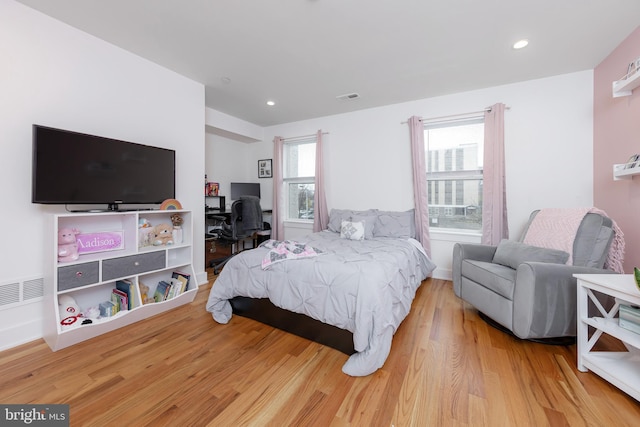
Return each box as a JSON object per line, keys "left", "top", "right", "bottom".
{"left": 574, "top": 274, "right": 640, "bottom": 402}
{"left": 613, "top": 163, "right": 640, "bottom": 181}
{"left": 612, "top": 70, "right": 640, "bottom": 98}
{"left": 44, "top": 210, "right": 197, "bottom": 351}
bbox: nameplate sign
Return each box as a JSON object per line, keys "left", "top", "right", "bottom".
{"left": 77, "top": 231, "right": 124, "bottom": 254}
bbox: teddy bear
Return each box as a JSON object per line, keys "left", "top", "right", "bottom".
{"left": 59, "top": 294, "right": 82, "bottom": 329}
{"left": 139, "top": 282, "right": 155, "bottom": 304}
{"left": 58, "top": 228, "right": 81, "bottom": 262}
{"left": 170, "top": 213, "right": 183, "bottom": 228}
{"left": 152, "top": 223, "right": 174, "bottom": 246}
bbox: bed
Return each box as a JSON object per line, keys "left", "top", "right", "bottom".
{"left": 205, "top": 209, "right": 436, "bottom": 376}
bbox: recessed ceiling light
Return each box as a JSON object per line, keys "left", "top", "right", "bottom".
{"left": 266, "top": 101, "right": 275, "bottom": 106}
{"left": 513, "top": 39, "right": 529, "bottom": 49}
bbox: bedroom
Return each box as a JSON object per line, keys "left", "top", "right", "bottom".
{"left": 1, "top": 0, "right": 640, "bottom": 423}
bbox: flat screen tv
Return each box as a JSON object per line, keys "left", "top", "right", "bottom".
{"left": 230, "top": 182, "right": 260, "bottom": 200}
{"left": 32, "top": 125, "right": 175, "bottom": 211}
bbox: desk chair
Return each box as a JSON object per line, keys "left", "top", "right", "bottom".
{"left": 210, "top": 196, "right": 266, "bottom": 274}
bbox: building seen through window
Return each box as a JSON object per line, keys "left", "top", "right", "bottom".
{"left": 425, "top": 118, "right": 484, "bottom": 231}
{"left": 283, "top": 138, "right": 316, "bottom": 220}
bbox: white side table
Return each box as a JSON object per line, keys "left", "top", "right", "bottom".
{"left": 574, "top": 274, "right": 640, "bottom": 401}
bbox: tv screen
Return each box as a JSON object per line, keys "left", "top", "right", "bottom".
{"left": 230, "top": 182, "right": 260, "bottom": 200}
{"left": 32, "top": 125, "right": 175, "bottom": 209}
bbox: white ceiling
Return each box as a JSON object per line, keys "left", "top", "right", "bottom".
{"left": 15, "top": 0, "right": 640, "bottom": 127}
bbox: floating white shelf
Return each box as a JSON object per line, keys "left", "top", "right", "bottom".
{"left": 612, "top": 70, "right": 640, "bottom": 98}
{"left": 613, "top": 163, "right": 640, "bottom": 180}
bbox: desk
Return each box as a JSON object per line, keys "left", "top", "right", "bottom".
{"left": 205, "top": 236, "right": 233, "bottom": 268}
{"left": 204, "top": 209, "right": 272, "bottom": 270}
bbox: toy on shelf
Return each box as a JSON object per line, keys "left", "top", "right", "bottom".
{"left": 139, "top": 282, "right": 155, "bottom": 304}
{"left": 171, "top": 213, "right": 184, "bottom": 244}
{"left": 82, "top": 306, "right": 100, "bottom": 325}
{"left": 58, "top": 228, "right": 80, "bottom": 263}
{"left": 59, "top": 294, "right": 82, "bottom": 329}
{"left": 170, "top": 213, "right": 183, "bottom": 227}
{"left": 138, "top": 218, "right": 153, "bottom": 248}
{"left": 152, "top": 223, "right": 174, "bottom": 246}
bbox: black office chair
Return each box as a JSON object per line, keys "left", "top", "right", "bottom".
{"left": 210, "top": 196, "right": 265, "bottom": 274}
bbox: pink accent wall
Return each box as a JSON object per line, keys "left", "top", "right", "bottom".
{"left": 594, "top": 26, "right": 640, "bottom": 273}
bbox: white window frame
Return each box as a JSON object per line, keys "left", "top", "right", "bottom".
{"left": 283, "top": 137, "right": 316, "bottom": 222}
{"left": 424, "top": 116, "right": 484, "bottom": 236}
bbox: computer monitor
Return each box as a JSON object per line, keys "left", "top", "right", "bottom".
{"left": 230, "top": 182, "right": 260, "bottom": 200}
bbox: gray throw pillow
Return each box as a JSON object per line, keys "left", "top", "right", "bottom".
{"left": 328, "top": 209, "right": 377, "bottom": 234}
{"left": 373, "top": 209, "right": 415, "bottom": 238}
{"left": 492, "top": 239, "right": 569, "bottom": 269}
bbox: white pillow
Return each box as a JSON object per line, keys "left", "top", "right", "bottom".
{"left": 340, "top": 220, "right": 365, "bottom": 241}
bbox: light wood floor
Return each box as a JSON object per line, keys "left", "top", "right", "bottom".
{"left": 1, "top": 272, "right": 639, "bottom": 426}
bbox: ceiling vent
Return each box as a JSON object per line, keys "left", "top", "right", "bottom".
{"left": 336, "top": 93, "right": 360, "bottom": 101}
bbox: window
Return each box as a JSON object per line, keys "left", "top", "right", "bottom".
{"left": 283, "top": 137, "right": 316, "bottom": 220}
{"left": 425, "top": 118, "right": 484, "bottom": 232}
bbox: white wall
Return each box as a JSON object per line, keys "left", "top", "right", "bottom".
{"left": 256, "top": 71, "right": 594, "bottom": 279}
{"left": 0, "top": 0, "right": 205, "bottom": 350}
{"left": 205, "top": 133, "right": 254, "bottom": 210}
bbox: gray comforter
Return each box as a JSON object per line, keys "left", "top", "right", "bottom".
{"left": 205, "top": 231, "right": 436, "bottom": 376}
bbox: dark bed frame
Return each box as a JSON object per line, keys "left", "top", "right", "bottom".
{"left": 230, "top": 296, "right": 355, "bottom": 355}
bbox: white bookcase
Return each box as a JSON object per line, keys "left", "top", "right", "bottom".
{"left": 44, "top": 209, "right": 197, "bottom": 351}
{"left": 575, "top": 274, "right": 640, "bottom": 402}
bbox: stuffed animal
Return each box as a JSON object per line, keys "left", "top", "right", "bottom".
{"left": 59, "top": 294, "right": 82, "bottom": 329}
{"left": 170, "top": 213, "right": 183, "bottom": 227}
{"left": 81, "top": 305, "right": 100, "bottom": 325}
{"left": 139, "top": 282, "right": 155, "bottom": 304}
{"left": 58, "top": 228, "right": 80, "bottom": 262}
{"left": 152, "top": 223, "right": 174, "bottom": 246}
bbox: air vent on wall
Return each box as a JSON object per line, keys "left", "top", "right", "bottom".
{"left": 336, "top": 93, "right": 360, "bottom": 101}
{"left": 0, "top": 276, "right": 44, "bottom": 310}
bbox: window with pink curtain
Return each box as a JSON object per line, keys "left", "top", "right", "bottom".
{"left": 409, "top": 116, "right": 432, "bottom": 257}
{"left": 271, "top": 131, "right": 329, "bottom": 240}
{"left": 482, "top": 103, "right": 508, "bottom": 245}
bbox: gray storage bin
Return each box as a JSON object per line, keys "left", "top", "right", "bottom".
{"left": 102, "top": 251, "right": 166, "bottom": 280}
{"left": 58, "top": 262, "right": 99, "bottom": 291}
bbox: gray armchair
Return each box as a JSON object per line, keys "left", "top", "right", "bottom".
{"left": 452, "top": 210, "right": 616, "bottom": 341}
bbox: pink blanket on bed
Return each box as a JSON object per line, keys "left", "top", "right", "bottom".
{"left": 522, "top": 208, "right": 624, "bottom": 273}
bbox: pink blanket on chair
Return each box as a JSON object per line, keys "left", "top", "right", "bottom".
{"left": 522, "top": 208, "right": 624, "bottom": 273}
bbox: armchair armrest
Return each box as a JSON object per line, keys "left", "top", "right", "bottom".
{"left": 512, "top": 262, "right": 616, "bottom": 339}
{"left": 452, "top": 243, "right": 498, "bottom": 296}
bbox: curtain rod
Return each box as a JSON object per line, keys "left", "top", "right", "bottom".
{"left": 281, "top": 131, "right": 329, "bottom": 142}
{"left": 400, "top": 106, "right": 511, "bottom": 125}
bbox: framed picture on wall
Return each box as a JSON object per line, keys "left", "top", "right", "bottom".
{"left": 258, "top": 159, "right": 272, "bottom": 178}
{"left": 205, "top": 182, "right": 219, "bottom": 196}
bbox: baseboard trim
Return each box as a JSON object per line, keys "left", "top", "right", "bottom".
{"left": 0, "top": 300, "right": 44, "bottom": 352}
{"left": 431, "top": 267, "right": 452, "bottom": 281}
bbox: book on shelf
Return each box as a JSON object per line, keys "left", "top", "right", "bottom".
{"left": 111, "top": 289, "right": 128, "bottom": 312}
{"left": 619, "top": 304, "right": 640, "bottom": 334}
{"left": 620, "top": 318, "right": 640, "bottom": 334}
{"left": 99, "top": 301, "right": 117, "bottom": 317}
{"left": 154, "top": 280, "right": 172, "bottom": 302}
{"left": 171, "top": 271, "right": 191, "bottom": 294}
{"left": 116, "top": 279, "right": 137, "bottom": 310}
{"left": 167, "top": 278, "right": 181, "bottom": 299}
